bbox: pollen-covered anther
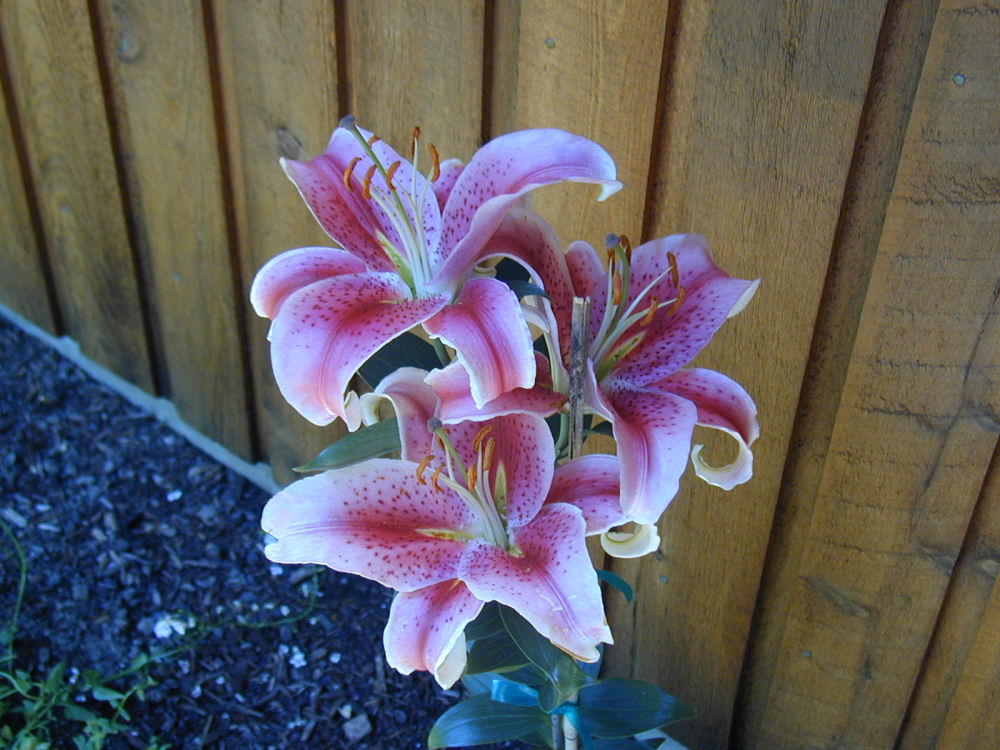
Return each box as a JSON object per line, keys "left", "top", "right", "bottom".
{"left": 362, "top": 164, "right": 377, "bottom": 200}
{"left": 343, "top": 156, "right": 362, "bottom": 192}
{"left": 620, "top": 234, "right": 632, "bottom": 258}
{"left": 612, "top": 270, "right": 624, "bottom": 306}
{"left": 428, "top": 143, "right": 441, "bottom": 182}
{"left": 466, "top": 464, "right": 479, "bottom": 490}
{"left": 385, "top": 160, "right": 401, "bottom": 192}
{"left": 482, "top": 438, "right": 496, "bottom": 473}
{"left": 472, "top": 424, "right": 494, "bottom": 452}
{"left": 366, "top": 134, "right": 380, "bottom": 147}
{"left": 409, "top": 126, "right": 422, "bottom": 160}
{"left": 667, "top": 286, "right": 687, "bottom": 317}
{"left": 667, "top": 251, "right": 680, "bottom": 289}
{"left": 640, "top": 296, "right": 659, "bottom": 326}
{"left": 430, "top": 465, "right": 444, "bottom": 492}
{"left": 415, "top": 454, "right": 434, "bottom": 484}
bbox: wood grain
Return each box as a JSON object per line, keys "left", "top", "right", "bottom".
{"left": 734, "top": 0, "right": 940, "bottom": 743}
{"left": 342, "top": 0, "right": 484, "bottom": 160}
{"left": 211, "top": 0, "right": 344, "bottom": 484}
{"left": 0, "top": 59, "right": 53, "bottom": 331}
{"left": 93, "top": 0, "right": 250, "bottom": 457}
{"left": 0, "top": 0, "right": 152, "bottom": 388}
{"left": 488, "top": 0, "right": 669, "bottom": 248}
{"left": 605, "top": 2, "right": 890, "bottom": 747}
{"left": 747, "top": 0, "right": 1000, "bottom": 744}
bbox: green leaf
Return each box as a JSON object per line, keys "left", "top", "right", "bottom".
{"left": 42, "top": 662, "right": 65, "bottom": 692}
{"left": 465, "top": 631, "right": 530, "bottom": 675}
{"left": 499, "top": 606, "right": 590, "bottom": 711}
{"left": 295, "top": 419, "right": 400, "bottom": 472}
{"left": 578, "top": 678, "right": 694, "bottom": 738}
{"left": 357, "top": 332, "right": 441, "bottom": 388}
{"left": 427, "top": 693, "right": 552, "bottom": 749}
{"left": 505, "top": 280, "right": 550, "bottom": 301}
{"left": 62, "top": 704, "right": 100, "bottom": 723}
{"left": 596, "top": 569, "right": 634, "bottom": 602}
{"left": 91, "top": 685, "right": 127, "bottom": 702}
{"left": 464, "top": 601, "right": 505, "bottom": 642}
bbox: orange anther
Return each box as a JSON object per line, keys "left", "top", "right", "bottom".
{"left": 415, "top": 454, "right": 434, "bottom": 484}
{"left": 667, "top": 251, "right": 679, "bottom": 289}
{"left": 410, "top": 126, "right": 422, "bottom": 160}
{"left": 640, "top": 296, "right": 659, "bottom": 326}
{"left": 367, "top": 134, "right": 380, "bottom": 147}
{"left": 612, "top": 271, "right": 624, "bottom": 306}
{"left": 386, "top": 160, "right": 401, "bottom": 192}
{"left": 620, "top": 234, "right": 632, "bottom": 257}
{"left": 667, "top": 286, "right": 686, "bottom": 317}
{"left": 343, "top": 156, "right": 362, "bottom": 192}
{"left": 466, "top": 464, "right": 479, "bottom": 489}
{"left": 482, "top": 438, "right": 496, "bottom": 473}
{"left": 430, "top": 465, "right": 444, "bottom": 492}
{"left": 428, "top": 143, "right": 441, "bottom": 182}
{"left": 362, "top": 164, "right": 377, "bottom": 200}
{"left": 472, "top": 424, "right": 494, "bottom": 452}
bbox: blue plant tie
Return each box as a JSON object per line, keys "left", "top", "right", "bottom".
{"left": 490, "top": 680, "right": 594, "bottom": 750}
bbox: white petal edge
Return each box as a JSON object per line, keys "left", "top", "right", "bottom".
{"left": 691, "top": 425, "right": 754, "bottom": 490}
{"left": 727, "top": 278, "right": 760, "bottom": 318}
{"left": 600, "top": 523, "right": 660, "bottom": 559}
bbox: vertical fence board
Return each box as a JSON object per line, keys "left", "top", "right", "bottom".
{"left": 734, "top": 0, "right": 940, "bottom": 743}
{"left": 0, "top": 0, "right": 152, "bottom": 389}
{"left": 604, "top": 3, "right": 889, "bottom": 747}
{"left": 898, "top": 452, "right": 1000, "bottom": 748}
{"left": 93, "top": 0, "right": 250, "bottom": 457}
{"left": 488, "top": 0, "right": 669, "bottom": 245}
{"left": 212, "top": 0, "right": 342, "bottom": 484}
{"left": 342, "top": 0, "right": 483, "bottom": 160}
{"left": 0, "top": 73, "right": 53, "bottom": 331}
{"left": 749, "top": 0, "right": 1000, "bottom": 744}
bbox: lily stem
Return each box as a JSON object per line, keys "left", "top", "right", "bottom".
{"left": 568, "top": 297, "right": 591, "bottom": 461}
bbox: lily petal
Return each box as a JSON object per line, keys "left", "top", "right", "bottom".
{"left": 602, "top": 379, "right": 699, "bottom": 525}
{"left": 268, "top": 272, "right": 446, "bottom": 428}
{"left": 659, "top": 368, "right": 758, "bottom": 490}
{"left": 431, "top": 158, "right": 464, "bottom": 211}
{"left": 423, "top": 277, "right": 536, "bottom": 407}
{"left": 432, "top": 129, "right": 621, "bottom": 287}
{"left": 460, "top": 504, "right": 612, "bottom": 662}
{"left": 600, "top": 523, "right": 661, "bottom": 558}
{"left": 425, "top": 358, "right": 564, "bottom": 425}
{"left": 261, "top": 460, "right": 479, "bottom": 591}
{"left": 250, "top": 246, "right": 368, "bottom": 320}
{"left": 616, "top": 237, "right": 758, "bottom": 383}
{"left": 546, "top": 454, "right": 627, "bottom": 535}
{"left": 383, "top": 580, "right": 484, "bottom": 688}
{"left": 374, "top": 367, "right": 441, "bottom": 461}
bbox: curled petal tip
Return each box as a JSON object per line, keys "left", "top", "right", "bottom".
{"left": 729, "top": 278, "right": 761, "bottom": 318}
{"left": 691, "top": 436, "right": 754, "bottom": 490}
{"left": 597, "top": 180, "right": 623, "bottom": 202}
{"left": 600, "top": 523, "right": 661, "bottom": 559}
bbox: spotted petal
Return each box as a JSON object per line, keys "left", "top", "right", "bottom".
{"left": 459, "top": 503, "right": 612, "bottom": 662}
{"left": 657, "top": 368, "right": 758, "bottom": 489}
{"left": 261, "top": 460, "right": 480, "bottom": 591}
{"left": 423, "top": 277, "right": 536, "bottom": 407}
{"left": 383, "top": 581, "right": 484, "bottom": 688}
{"left": 432, "top": 129, "right": 621, "bottom": 288}
{"left": 601, "top": 379, "right": 699, "bottom": 525}
{"left": 546, "top": 454, "right": 627, "bottom": 535}
{"left": 267, "top": 272, "right": 446, "bottom": 428}
{"left": 250, "top": 246, "right": 368, "bottom": 320}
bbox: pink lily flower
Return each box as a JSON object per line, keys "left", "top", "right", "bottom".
{"left": 250, "top": 119, "right": 620, "bottom": 429}
{"left": 261, "top": 370, "right": 625, "bottom": 688}
{"left": 487, "top": 210, "right": 760, "bottom": 527}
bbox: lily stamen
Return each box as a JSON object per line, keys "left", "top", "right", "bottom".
{"left": 386, "top": 161, "right": 401, "bottom": 192}
{"left": 640, "top": 296, "right": 659, "bottom": 326}
{"left": 366, "top": 134, "right": 380, "bottom": 147}
{"left": 466, "top": 464, "right": 478, "bottom": 490}
{"left": 428, "top": 143, "right": 441, "bottom": 182}
{"left": 482, "top": 438, "right": 496, "bottom": 473}
{"left": 667, "top": 251, "right": 679, "bottom": 289}
{"left": 415, "top": 454, "right": 434, "bottom": 484}
{"left": 409, "top": 126, "right": 421, "bottom": 161}
{"left": 472, "top": 424, "right": 494, "bottom": 452}
{"left": 343, "top": 156, "right": 361, "bottom": 192}
{"left": 430, "top": 465, "right": 444, "bottom": 492}
{"left": 361, "top": 164, "right": 377, "bottom": 200}
{"left": 667, "top": 286, "right": 687, "bottom": 317}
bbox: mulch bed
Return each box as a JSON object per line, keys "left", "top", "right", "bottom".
{"left": 0, "top": 316, "right": 514, "bottom": 749}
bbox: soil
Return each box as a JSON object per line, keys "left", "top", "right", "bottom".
{"left": 0, "top": 316, "right": 512, "bottom": 749}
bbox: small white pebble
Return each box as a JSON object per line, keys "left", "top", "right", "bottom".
{"left": 280, "top": 605, "right": 290, "bottom": 616}
{"left": 166, "top": 489, "right": 183, "bottom": 502}
{"left": 153, "top": 614, "right": 188, "bottom": 639}
{"left": 329, "top": 652, "right": 342, "bottom": 664}
{"left": 269, "top": 564, "right": 284, "bottom": 577}
{"left": 337, "top": 703, "right": 353, "bottom": 719}
{"left": 190, "top": 684, "right": 202, "bottom": 698}
{"left": 215, "top": 676, "right": 226, "bottom": 685}
{"left": 289, "top": 646, "right": 307, "bottom": 668}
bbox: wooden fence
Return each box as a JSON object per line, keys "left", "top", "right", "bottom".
{"left": 2, "top": 1, "right": 998, "bottom": 747}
